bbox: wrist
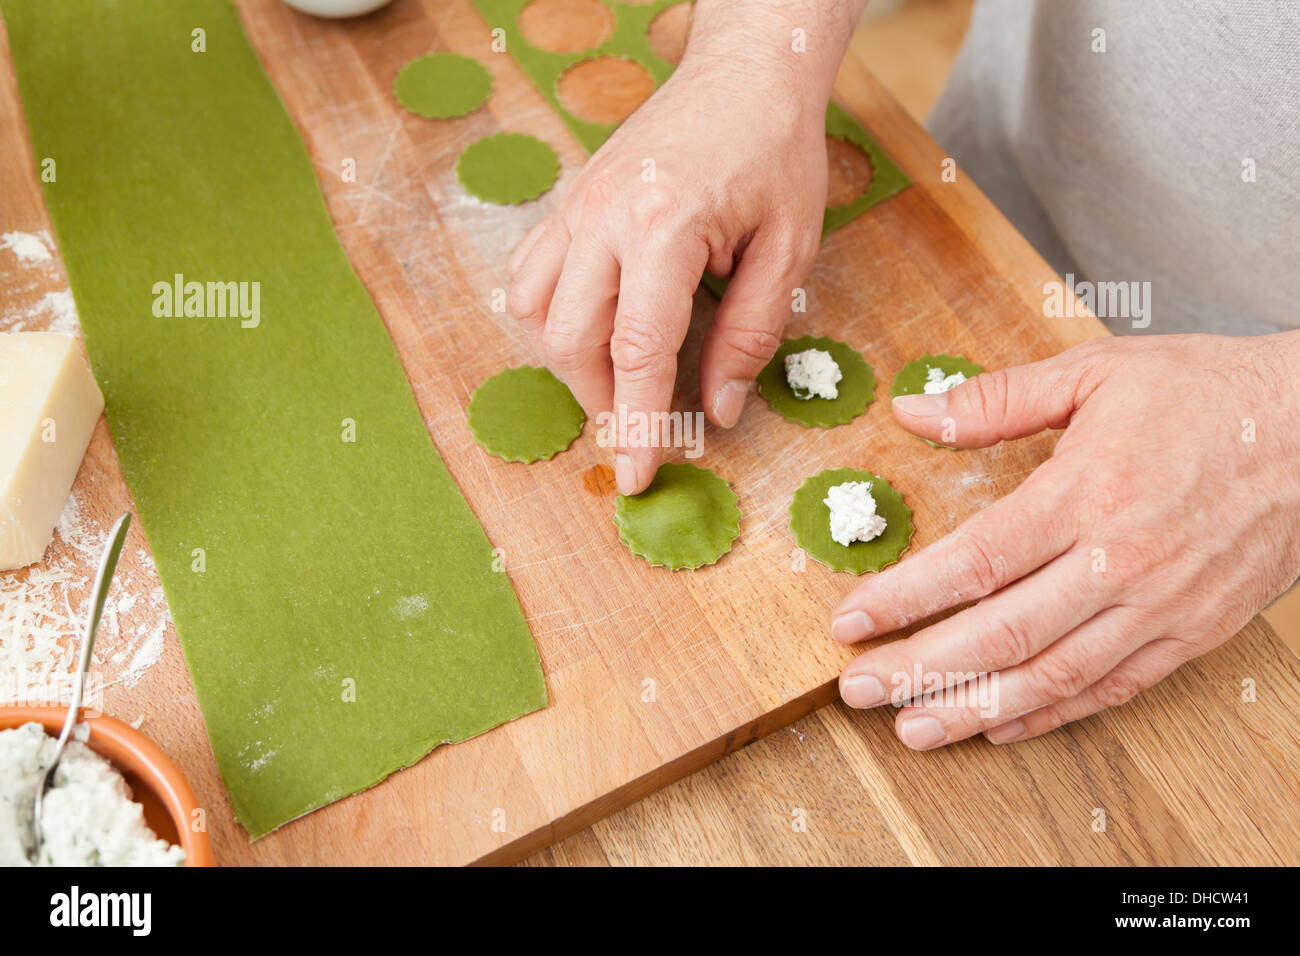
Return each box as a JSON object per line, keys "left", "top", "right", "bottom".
{"left": 679, "top": 0, "right": 865, "bottom": 112}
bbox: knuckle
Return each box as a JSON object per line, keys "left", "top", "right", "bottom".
{"left": 576, "top": 176, "right": 619, "bottom": 226}
{"left": 717, "top": 323, "right": 781, "bottom": 366}
{"left": 1092, "top": 672, "right": 1145, "bottom": 711}
{"left": 772, "top": 227, "right": 820, "bottom": 277}
{"left": 627, "top": 184, "right": 677, "bottom": 232}
{"left": 792, "top": 229, "right": 822, "bottom": 272}
{"left": 1031, "top": 702, "right": 1070, "bottom": 735}
{"left": 541, "top": 323, "right": 590, "bottom": 370}
{"left": 1027, "top": 651, "right": 1092, "bottom": 702}
{"left": 1105, "top": 537, "right": 1172, "bottom": 577}
{"left": 610, "top": 321, "right": 674, "bottom": 377}
{"left": 949, "top": 530, "right": 1008, "bottom": 595}
{"left": 961, "top": 368, "right": 1013, "bottom": 423}
{"left": 976, "top": 613, "right": 1036, "bottom": 670}
{"left": 506, "top": 285, "right": 542, "bottom": 325}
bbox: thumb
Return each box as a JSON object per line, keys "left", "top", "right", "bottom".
{"left": 700, "top": 227, "right": 818, "bottom": 428}
{"left": 891, "top": 350, "right": 1098, "bottom": 448}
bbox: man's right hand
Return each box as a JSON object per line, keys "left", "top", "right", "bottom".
{"left": 507, "top": 0, "right": 866, "bottom": 495}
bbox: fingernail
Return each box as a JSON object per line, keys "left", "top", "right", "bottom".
{"left": 841, "top": 674, "right": 886, "bottom": 708}
{"left": 614, "top": 454, "right": 637, "bottom": 495}
{"left": 712, "top": 379, "right": 749, "bottom": 428}
{"left": 986, "top": 719, "right": 1026, "bottom": 745}
{"left": 899, "top": 716, "right": 948, "bottom": 750}
{"left": 831, "top": 610, "right": 875, "bottom": 643}
{"left": 892, "top": 392, "right": 948, "bottom": 418}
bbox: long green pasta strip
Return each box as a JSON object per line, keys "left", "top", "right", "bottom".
{"left": 1, "top": 0, "right": 546, "bottom": 838}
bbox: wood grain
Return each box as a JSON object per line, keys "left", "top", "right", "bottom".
{"left": 1, "top": 0, "right": 1296, "bottom": 866}
{"left": 528, "top": 617, "right": 1300, "bottom": 866}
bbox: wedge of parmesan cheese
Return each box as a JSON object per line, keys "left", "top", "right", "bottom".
{"left": 0, "top": 333, "right": 104, "bottom": 571}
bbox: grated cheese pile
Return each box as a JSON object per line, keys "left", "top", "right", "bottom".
{"left": 1, "top": 493, "right": 171, "bottom": 708}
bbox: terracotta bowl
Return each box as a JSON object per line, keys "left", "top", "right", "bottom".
{"left": 0, "top": 707, "right": 214, "bottom": 867}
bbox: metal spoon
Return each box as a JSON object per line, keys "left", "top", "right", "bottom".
{"left": 29, "top": 511, "right": 131, "bottom": 865}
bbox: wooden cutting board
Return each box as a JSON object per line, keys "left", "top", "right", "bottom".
{"left": 2, "top": 0, "right": 1297, "bottom": 866}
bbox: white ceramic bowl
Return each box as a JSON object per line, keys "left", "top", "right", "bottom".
{"left": 281, "top": 0, "right": 394, "bottom": 19}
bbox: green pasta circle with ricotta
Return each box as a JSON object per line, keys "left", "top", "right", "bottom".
{"left": 890, "top": 353, "right": 984, "bottom": 447}
{"left": 756, "top": 335, "right": 876, "bottom": 428}
{"left": 789, "top": 467, "right": 913, "bottom": 574}
{"left": 890, "top": 353, "right": 984, "bottom": 399}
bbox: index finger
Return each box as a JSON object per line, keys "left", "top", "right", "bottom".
{"left": 607, "top": 227, "right": 709, "bottom": 495}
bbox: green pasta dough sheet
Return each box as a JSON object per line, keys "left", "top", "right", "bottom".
{"left": 468, "top": 366, "right": 585, "bottom": 462}
{"left": 822, "top": 101, "right": 912, "bottom": 234}
{"left": 1, "top": 0, "right": 546, "bottom": 838}
{"left": 757, "top": 335, "right": 877, "bottom": 428}
{"left": 468, "top": 0, "right": 910, "bottom": 235}
{"left": 470, "top": 0, "right": 678, "bottom": 155}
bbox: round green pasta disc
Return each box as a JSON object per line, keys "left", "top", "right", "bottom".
{"left": 456, "top": 133, "right": 560, "bottom": 205}
{"left": 890, "top": 354, "right": 984, "bottom": 448}
{"left": 394, "top": 53, "right": 493, "bottom": 119}
{"left": 756, "top": 335, "right": 876, "bottom": 428}
{"left": 789, "top": 467, "right": 913, "bottom": 574}
{"left": 890, "top": 353, "right": 984, "bottom": 398}
{"left": 467, "top": 366, "right": 585, "bottom": 463}
{"left": 614, "top": 463, "right": 741, "bottom": 571}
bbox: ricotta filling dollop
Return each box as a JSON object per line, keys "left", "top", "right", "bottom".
{"left": 784, "top": 348, "right": 842, "bottom": 400}
{"left": 923, "top": 366, "right": 967, "bottom": 394}
{"left": 0, "top": 722, "right": 185, "bottom": 867}
{"left": 824, "top": 480, "right": 888, "bottom": 547}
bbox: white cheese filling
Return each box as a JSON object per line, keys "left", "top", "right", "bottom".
{"left": 784, "top": 348, "right": 842, "bottom": 400}
{"left": 0, "top": 722, "right": 185, "bottom": 867}
{"left": 824, "top": 480, "right": 888, "bottom": 547}
{"left": 923, "top": 366, "right": 967, "bottom": 394}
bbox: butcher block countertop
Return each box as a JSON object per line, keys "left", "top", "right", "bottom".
{"left": 2, "top": 0, "right": 1298, "bottom": 866}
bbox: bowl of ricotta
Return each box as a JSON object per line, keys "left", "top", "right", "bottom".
{"left": 0, "top": 708, "right": 213, "bottom": 867}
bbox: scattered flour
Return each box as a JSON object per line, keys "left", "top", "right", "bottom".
{"left": 1, "top": 492, "right": 172, "bottom": 707}
{"left": 239, "top": 738, "right": 279, "bottom": 774}
{"left": 923, "top": 366, "right": 967, "bottom": 394}
{"left": 784, "top": 348, "right": 842, "bottom": 400}
{"left": 1, "top": 289, "right": 80, "bottom": 336}
{"left": 0, "top": 230, "right": 51, "bottom": 264}
{"left": 394, "top": 594, "right": 429, "bottom": 618}
{"left": 824, "top": 481, "right": 888, "bottom": 547}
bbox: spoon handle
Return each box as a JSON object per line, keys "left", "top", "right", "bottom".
{"left": 50, "top": 511, "right": 131, "bottom": 755}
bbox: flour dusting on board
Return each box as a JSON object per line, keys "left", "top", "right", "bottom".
{"left": 0, "top": 491, "right": 172, "bottom": 706}
{"left": 1, "top": 288, "right": 81, "bottom": 336}
{"left": 0, "top": 230, "right": 52, "bottom": 263}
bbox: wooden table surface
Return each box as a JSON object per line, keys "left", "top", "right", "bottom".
{"left": 2, "top": 0, "right": 1298, "bottom": 866}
